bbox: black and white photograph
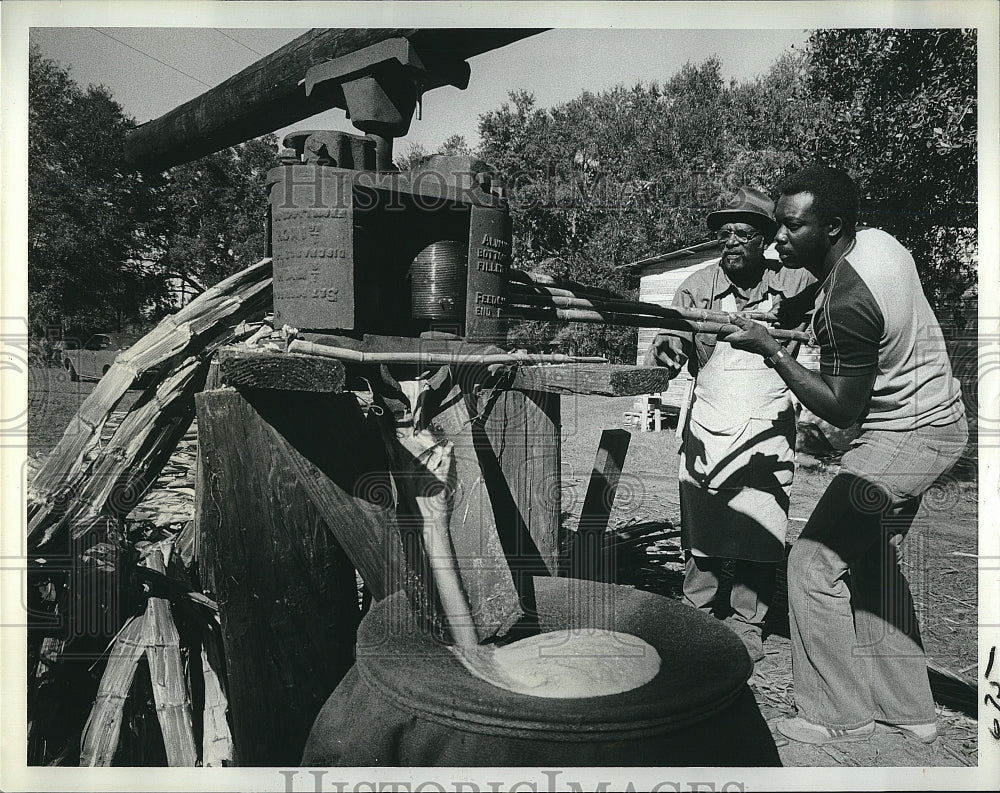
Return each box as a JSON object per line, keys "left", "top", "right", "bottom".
{"left": 1, "top": 1, "right": 997, "bottom": 790}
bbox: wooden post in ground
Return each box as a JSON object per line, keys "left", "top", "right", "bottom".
{"left": 571, "top": 429, "right": 632, "bottom": 584}
{"left": 195, "top": 382, "right": 390, "bottom": 766}
{"left": 475, "top": 388, "right": 561, "bottom": 633}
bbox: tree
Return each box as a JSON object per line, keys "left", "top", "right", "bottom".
{"left": 805, "top": 29, "right": 977, "bottom": 323}
{"left": 476, "top": 32, "right": 978, "bottom": 359}
{"left": 394, "top": 141, "right": 430, "bottom": 172}
{"left": 154, "top": 135, "right": 279, "bottom": 292}
{"left": 28, "top": 44, "right": 166, "bottom": 338}
{"left": 439, "top": 134, "right": 471, "bottom": 156}
{"left": 476, "top": 65, "right": 755, "bottom": 361}
{"left": 394, "top": 134, "right": 473, "bottom": 172}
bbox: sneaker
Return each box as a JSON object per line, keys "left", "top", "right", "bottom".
{"left": 882, "top": 721, "right": 938, "bottom": 743}
{"left": 776, "top": 717, "right": 875, "bottom": 745}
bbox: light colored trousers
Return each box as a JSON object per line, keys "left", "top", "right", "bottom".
{"left": 788, "top": 419, "right": 968, "bottom": 729}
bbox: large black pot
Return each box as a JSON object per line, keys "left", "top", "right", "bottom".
{"left": 303, "top": 576, "right": 779, "bottom": 767}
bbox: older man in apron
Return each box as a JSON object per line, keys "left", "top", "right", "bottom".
{"left": 646, "top": 187, "right": 815, "bottom": 661}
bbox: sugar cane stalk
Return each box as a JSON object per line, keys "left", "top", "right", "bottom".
{"left": 286, "top": 340, "right": 609, "bottom": 365}
{"left": 505, "top": 305, "right": 811, "bottom": 342}
{"left": 508, "top": 283, "right": 779, "bottom": 325}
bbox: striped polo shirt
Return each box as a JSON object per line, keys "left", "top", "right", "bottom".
{"left": 811, "top": 227, "right": 964, "bottom": 431}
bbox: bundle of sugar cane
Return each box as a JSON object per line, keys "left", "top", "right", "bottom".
{"left": 505, "top": 269, "right": 811, "bottom": 342}
{"left": 509, "top": 268, "right": 777, "bottom": 320}
{"left": 507, "top": 281, "right": 779, "bottom": 325}
{"left": 29, "top": 359, "right": 207, "bottom": 548}
{"left": 80, "top": 542, "right": 227, "bottom": 766}
{"left": 28, "top": 258, "right": 273, "bottom": 550}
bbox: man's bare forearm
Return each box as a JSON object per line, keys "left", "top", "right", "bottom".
{"left": 767, "top": 349, "right": 871, "bottom": 428}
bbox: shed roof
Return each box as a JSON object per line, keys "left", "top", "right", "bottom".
{"left": 615, "top": 239, "right": 723, "bottom": 273}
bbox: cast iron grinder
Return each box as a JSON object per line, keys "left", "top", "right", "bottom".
{"left": 266, "top": 38, "right": 511, "bottom": 345}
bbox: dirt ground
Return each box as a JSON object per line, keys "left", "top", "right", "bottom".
{"left": 561, "top": 394, "right": 979, "bottom": 768}
{"left": 26, "top": 368, "right": 980, "bottom": 768}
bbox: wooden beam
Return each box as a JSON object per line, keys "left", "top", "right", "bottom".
{"left": 125, "top": 28, "right": 546, "bottom": 171}
{"left": 473, "top": 388, "right": 561, "bottom": 636}
{"left": 510, "top": 363, "right": 674, "bottom": 396}
{"left": 570, "top": 429, "right": 631, "bottom": 582}
{"left": 480, "top": 389, "right": 561, "bottom": 578}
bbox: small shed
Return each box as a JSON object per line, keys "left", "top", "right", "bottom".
{"left": 621, "top": 240, "right": 821, "bottom": 425}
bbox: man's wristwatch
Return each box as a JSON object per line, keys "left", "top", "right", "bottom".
{"left": 764, "top": 347, "right": 789, "bottom": 368}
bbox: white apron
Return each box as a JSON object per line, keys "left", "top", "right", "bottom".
{"left": 678, "top": 293, "right": 796, "bottom": 562}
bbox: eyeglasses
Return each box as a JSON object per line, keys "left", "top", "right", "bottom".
{"left": 717, "top": 228, "right": 763, "bottom": 244}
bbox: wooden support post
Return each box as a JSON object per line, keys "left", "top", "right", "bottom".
{"left": 639, "top": 396, "right": 650, "bottom": 433}
{"left": 476, "top": 388, "right": 561, "bottom": 634}
{"left": 480, "top": 389, "right": 562, "bottom": 574}
{"left": 195, "top": 387, "right": 420, "bottom": 766}
{"left": 510, "top": 363, "right": 673, "bottom": 397}
{"left": 570, "top": 429, "right": 631, "bottom": 583}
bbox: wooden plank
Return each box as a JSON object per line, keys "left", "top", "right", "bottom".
{"left": 927, "top": 659, "right": 977, "bottom": 716}
{"left": 216, "top": 347, "right": 346, "bottom": 392}
{"left": 510, "top": 363, "right": 673, "bottom": 396}
{"left": 125, "top": 28, "right": 546, "bottom": 170}
{"left": 194, "top": 389, "right": 371, "bottom": 766}
{"left": 570, "top": 429, "right": 631, "bottom": 583}
{"left": 470, "top": 389, "right": 561, "bottom": 635}
{"left": 479, "top": 389, "right": 561, "bottom": 576}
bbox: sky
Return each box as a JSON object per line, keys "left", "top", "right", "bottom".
{"left": 28, "top": 26, "right": 809, "bottom": 156}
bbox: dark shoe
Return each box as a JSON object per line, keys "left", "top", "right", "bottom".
{"left": 723, "top": 618, "right": 764, "bottom": 662}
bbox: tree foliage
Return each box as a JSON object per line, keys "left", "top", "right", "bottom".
{"left": 28, "top": 46, "right": 280, "bottom": 337}
{"left": 154, "top": 135, "right": 278, "bottom": 292}
{"left": 394, "top": 133, "right": 473, "bottom": 171}
{"left": 805, "top": 29, "right": 977, "bottom": 325}
{"left": 28, "top": 44, "right": 166, "bottom": 338}
{"left": 477, "top": 30, "right": 978, "bottom": 359}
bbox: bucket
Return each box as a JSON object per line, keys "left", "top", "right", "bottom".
{"left": 302, "top": 577, "right": 780, "bottom": 767}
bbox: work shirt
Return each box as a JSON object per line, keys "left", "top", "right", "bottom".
{"left": 670, "top": 253, "right": 815, "bottom": 562}
{"left": 811, "top": 227, "right": 964, "bottom": 431}
{"left": 669, "top": 254, "right": 817, "bottom": 376}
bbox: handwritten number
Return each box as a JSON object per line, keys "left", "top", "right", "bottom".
{"left": 987, "top": 645, "right": 997, "bottom": 679}
{"left": 991, "top": 719, "right": 1000, "bottom": 741}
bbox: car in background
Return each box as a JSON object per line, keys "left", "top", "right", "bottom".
{"left": 61, "top": 333, "right": 142, "bottom": 384}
